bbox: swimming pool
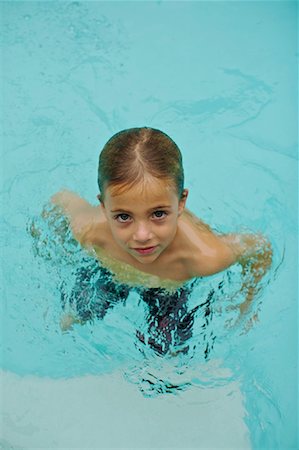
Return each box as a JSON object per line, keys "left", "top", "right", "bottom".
{"left": 1, "top": 1, "right": 297, "bottom": 448}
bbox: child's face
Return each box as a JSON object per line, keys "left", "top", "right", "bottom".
{"left": 101, "top": 177, "right": 188, "bottom": 265}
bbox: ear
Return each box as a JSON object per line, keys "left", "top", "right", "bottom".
{"left": 178, "top": 188, "right": 188, "bottom": 216}
{"left": 97, "top": 194, "right": 105, "bottom": 208}
{"left": 97, "top": 194, "right": 107, "bottom": 215}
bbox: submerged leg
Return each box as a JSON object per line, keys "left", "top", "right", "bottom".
{"left": 138, "top": 286, "right": 196, "bottom": 355}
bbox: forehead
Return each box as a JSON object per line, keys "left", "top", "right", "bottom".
{"left": 105, "top": 177, "right": 178, "bottom": 207}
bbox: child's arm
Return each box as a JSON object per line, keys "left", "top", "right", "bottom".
{"left": 51, "top": 190, "right": 94, "bottom": 219}
{"left": 50, "top": 190, "right": 97, "bottom": 243}
{"left": 28, "top": 191, "right": 87, "bottom": 260}
{"left": 220, "top": 233, "right": 273, "bottom": 315}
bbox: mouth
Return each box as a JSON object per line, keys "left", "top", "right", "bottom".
{"left": 133, "top": 246, "right": 158, "bottom": 256}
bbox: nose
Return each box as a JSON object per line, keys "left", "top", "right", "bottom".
{"left": 132, "top": 221, "right": 153, "bottom": 243}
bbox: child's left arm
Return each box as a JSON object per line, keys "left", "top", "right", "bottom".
{"left": 220, "top": 233, "right": 273, "bottom": 316}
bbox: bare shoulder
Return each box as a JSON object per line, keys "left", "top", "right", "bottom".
{"left": 51, "top": 190, "right": 106, "bottom": 245}
{"left": 180, "top": 210, "right": 237, "bottom": 277}
{"left": 183, "top": 208, "right": 213, "bottom": 232}
{"left": 193, "top": 232, "right": 236, "bottom": 277}
{"left": 51, "top": 190, "right": 94, "bottom": 215}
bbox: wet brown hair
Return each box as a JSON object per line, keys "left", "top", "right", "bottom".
{"left": 98, "top": 127, "right": 185, "bottom": 200}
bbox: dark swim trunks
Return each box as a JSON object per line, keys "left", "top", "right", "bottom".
{"left": 60, "top": 259, "right": 214, "bottom": 357}
{"left": 60, "top": 262, "right": 130, "bottom": 322}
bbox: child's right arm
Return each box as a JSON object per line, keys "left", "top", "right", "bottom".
{"left": 28, "top": 190, "right": 94, "bottom": 263}
{"left": 51, "top": 190, "right": 93, "bottom": 216}
{"left": 50, "top": 190, "right": 97, "bottom": 243}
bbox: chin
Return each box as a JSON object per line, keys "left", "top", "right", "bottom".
{"left": 132, "top": 251, "right": 161, "bottom": 264}
{"left": 134, "top": 255, "right": 158, "bottom": 265}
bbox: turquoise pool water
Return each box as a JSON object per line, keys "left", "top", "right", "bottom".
{"left": 1, "top": 1, "right": 298, "bottom": 449}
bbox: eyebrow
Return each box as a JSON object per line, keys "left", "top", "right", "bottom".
{"left": 110, "top": 205, "right": 172, "bottom": 214}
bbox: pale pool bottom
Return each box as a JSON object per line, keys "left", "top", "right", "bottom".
{"left": 1, "top": 367, "right": 251, "bottom": 449}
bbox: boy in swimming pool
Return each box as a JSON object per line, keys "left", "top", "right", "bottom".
{"left": 51, "top": 127, "right": 272, "bottom": 341}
